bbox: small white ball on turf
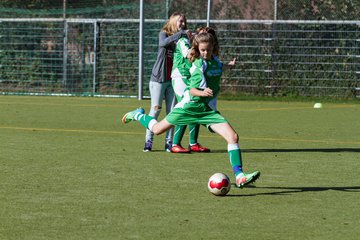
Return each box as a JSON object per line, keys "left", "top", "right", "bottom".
{"left": 208, "top": 173, "right": 231, "bottom": 196}
{"left": 313, "top": 103, "right": 322, "bottom": 108}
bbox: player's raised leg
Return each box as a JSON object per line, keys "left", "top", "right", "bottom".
{"left": 122, "top": 108, "right": 145, "bottom": 123}
{"left": 122, "top": 108, "right": 173, "bottom": 135}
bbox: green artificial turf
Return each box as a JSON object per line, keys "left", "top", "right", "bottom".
{"left": 0, "top": 96, "right": 359, "bottom": 240}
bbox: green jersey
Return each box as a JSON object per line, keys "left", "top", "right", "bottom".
{"left": 171, "top": 36, "right": 192, "bottom": 80}
{"left": 188, "top": 56, "right": 223, "bottom": 104}
{"left": 165, "top": 56, "right": 226, "bottom": 127}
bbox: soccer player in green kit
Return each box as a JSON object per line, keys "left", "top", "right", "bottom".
{"left": 122, "top": 32, "right": 260, "bottom": 188}
{"left": 171, "top": 28, "right": 210, "bottom": 153}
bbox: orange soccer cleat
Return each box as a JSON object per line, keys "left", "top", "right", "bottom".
{"left": 171, "top": 144, "right": 191, "bottom": 153}
{"left": 189, "top": 143, "right": 210, "bottom": 152}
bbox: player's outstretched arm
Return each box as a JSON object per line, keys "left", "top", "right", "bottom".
{"left": 223, "top": 58, "right": 236, "bottom": 70}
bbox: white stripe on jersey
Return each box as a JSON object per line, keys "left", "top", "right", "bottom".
{"left": 189, "top": 59, "right": 208, "bottom": 90}
{"left": 174, "top": 90, "right": 191, "bottom": 109}
{"left": 179, "top": 38, "right": 190, "bottom": 58}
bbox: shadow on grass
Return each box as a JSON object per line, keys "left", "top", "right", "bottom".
{"left": 227, "top": 185, "right": 360, "bottom": 197}
{"left": 140, "top": 148, "right": 360, "bottom": 154}
{"left": 210, "top": 148, "right": 360, "bottom": 154}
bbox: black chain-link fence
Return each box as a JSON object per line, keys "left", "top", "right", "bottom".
{"left": 0, "top": 1, "right": 359, "bottom": 98}
{"left": 0, "top": 0, "right": 358, "bottom": 20}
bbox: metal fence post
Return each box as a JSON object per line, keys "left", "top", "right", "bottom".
{"left": 206, "top": 0, "right": 211, "bottom": 27}
{"left": 274, "top": 0, "right": 277, "bottom": 20}
{"left": 93, "top": 21, "right": 98, "bottom": 94}
{"left": 138, "top": 0, "right": 144, "bottom": 100}
{"left": 165, "top": 0, "right": 169, "bottom": 19}
{"left": 63, "top": 20, "right": 68, "bottom": 86}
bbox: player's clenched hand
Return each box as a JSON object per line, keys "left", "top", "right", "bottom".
{"left": 202, "top": 88, "right": 213, "bottom": 97}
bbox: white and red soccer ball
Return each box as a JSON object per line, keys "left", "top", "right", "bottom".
{"left": 207, "top": 173, "right": 231, "bottom": 196}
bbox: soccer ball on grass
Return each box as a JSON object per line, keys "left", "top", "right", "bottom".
{"left": 207, "top": 173, "right": 231, "bottom": 196}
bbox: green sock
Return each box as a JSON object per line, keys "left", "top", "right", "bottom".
{"left": 189, "top": 124, "right": 200, "bottom": 145}
{"left": 134, "top": 113, "right": 155, "bottom": 130}
{"left": 173, "top": 125, "right": 186, "bottom": 145}
{"left": 228, "top": 143, "right": 243, "bottom": 177}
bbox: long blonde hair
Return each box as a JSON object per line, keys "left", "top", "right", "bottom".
{"left": 189, "top": 33, "right": 215, "bottom": 63}
{"left": 162, "top": 12, "right": 187, "bottom": 36}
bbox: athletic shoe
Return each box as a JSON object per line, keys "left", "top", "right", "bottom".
{"left": 171, "top": 144, "right": 191, "bottom": 153}
{"left": 122, "top": 108, "right": 144, "bottom": 124}
{"left": 164, "top": 141, "right": 172, "bottom": 152}
{"left": 235, "top": 171, "right": 261, "bottom": 188}
{"left": 189, "top": 143, "right": 210, "bottom": 152}
{"left": 143, "top": 140, "right": 153, "bottom": 152}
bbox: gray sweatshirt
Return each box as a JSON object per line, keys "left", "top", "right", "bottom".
{"left": 150, "top": 30, "right": 186, "bottom": 83}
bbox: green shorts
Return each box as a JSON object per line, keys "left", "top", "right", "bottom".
{"left": 165, "top": 102, "right": 227, "bottom": 128}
